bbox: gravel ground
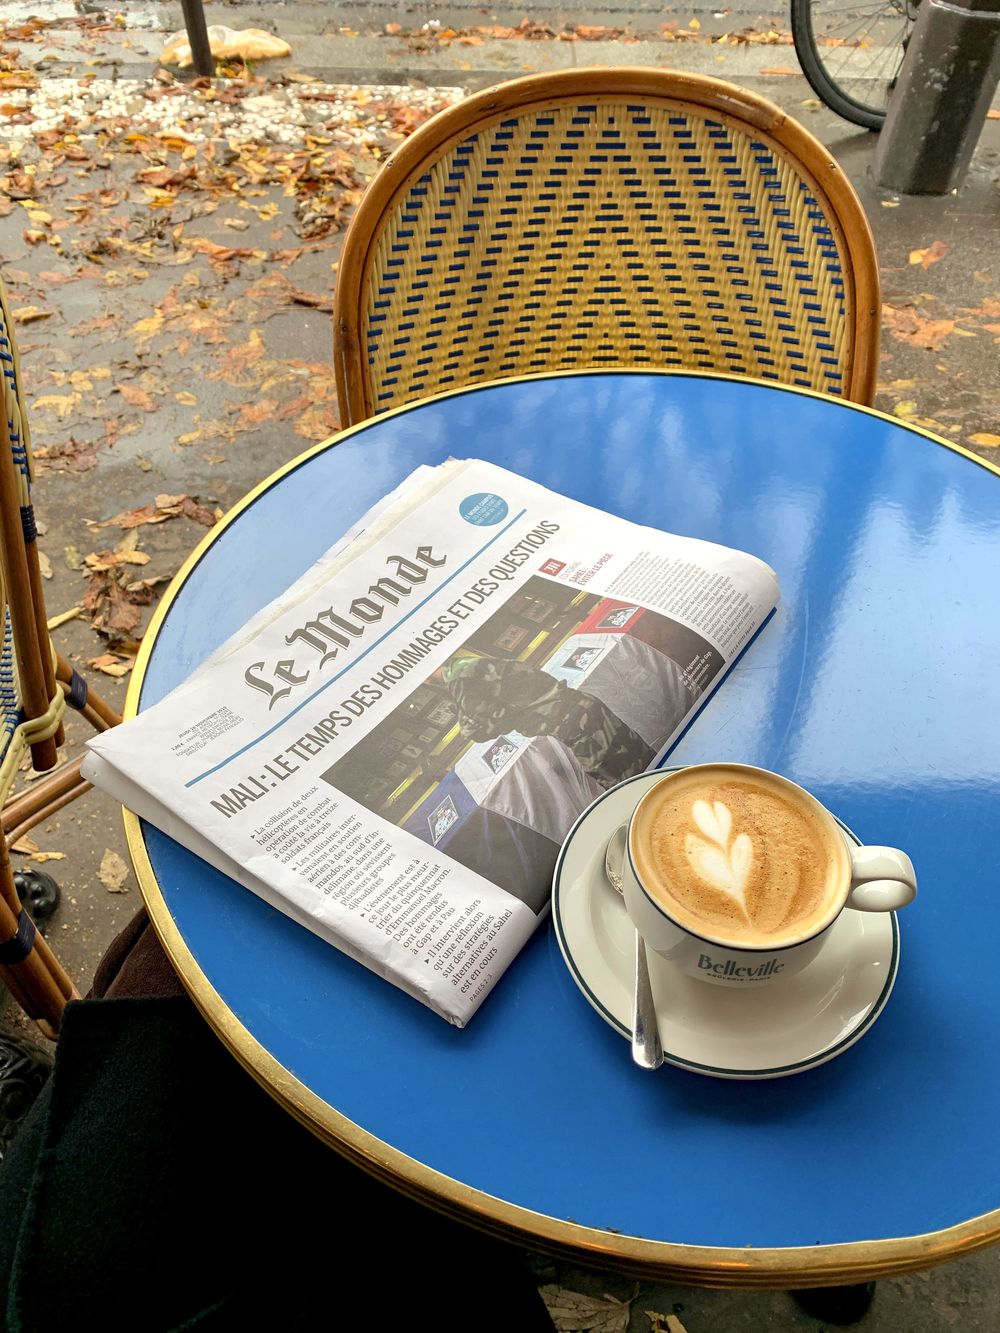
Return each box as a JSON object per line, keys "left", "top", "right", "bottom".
{"left": 2, "top": 74, "right": 463, "bottom": 147}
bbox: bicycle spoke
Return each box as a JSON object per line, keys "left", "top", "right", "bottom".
{"left": 792, "top": 0, "right": 918, "bottom": 123}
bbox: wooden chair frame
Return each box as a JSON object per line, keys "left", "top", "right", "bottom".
{"left": 1, "top": 277, "right": 122, "bottom": 1035}
{"left": 334, "top": 68, "right": 881, "bottom": 425}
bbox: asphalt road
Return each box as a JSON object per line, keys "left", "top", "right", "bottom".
{"left": 76, "top": 0, "right": 793, "bottom": 38}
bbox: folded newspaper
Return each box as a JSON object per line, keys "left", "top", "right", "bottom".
{"left": 83, "top": 460, "right": 779, "bottom": 1026}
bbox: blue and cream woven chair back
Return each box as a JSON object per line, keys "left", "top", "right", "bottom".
{"left": 334, "top": 69, "right": 880, "bottom": 425}
{"left": 0, "top": 273, "right": 122, "bottom": 1035}
{"left": 0, "top": 278, "right": 63, "bottom": 793}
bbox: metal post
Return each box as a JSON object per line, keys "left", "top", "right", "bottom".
{"left": 179, "top": 0, "right": 216, "bottom": 78}
{"left": 873, "top": 0, "right": 1000, "bottom": 194}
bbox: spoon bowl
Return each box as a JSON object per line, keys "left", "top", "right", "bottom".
{"left": 604, "top": 822, "right": 627, "bottom": 895}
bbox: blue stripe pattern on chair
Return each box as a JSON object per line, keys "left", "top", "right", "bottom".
{"left": 361, "top": 101, "right": 851, "bottom": 414}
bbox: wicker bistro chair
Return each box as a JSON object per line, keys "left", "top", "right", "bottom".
{"left": 334, "top": 69, "right": 881, "bottom": 426}
{"left": 0, "top": 276, "right": 122, "bottom": 1036}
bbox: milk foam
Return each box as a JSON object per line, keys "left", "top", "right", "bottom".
{"left": 632, "top": 769, "right": 845, "bottom": 947}
{"left": 685, "top": 798, "right": 754, "bottom": 915}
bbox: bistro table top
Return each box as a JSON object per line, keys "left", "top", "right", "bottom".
{"left": 125, "top": 370, "right": 1000, "bottom": 1286}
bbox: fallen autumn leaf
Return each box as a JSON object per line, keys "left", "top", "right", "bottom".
{"left": 538, "top": 1285, "right": 632, "bottom": 1333}
{"left": 909, "top": 240, "right": 948, "bottom": 269}
{"left": 99, "top": 849, "right": 130, "bottom": 891}
{"left": 645, "top": 1315, "right": 690, "bottom": 1333}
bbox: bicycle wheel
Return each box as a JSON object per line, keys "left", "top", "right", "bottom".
{"left": 791, "top": 0, "right": 919, "bottom": 130}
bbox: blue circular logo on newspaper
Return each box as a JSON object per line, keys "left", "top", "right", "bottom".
{"left": 459, "top": 492, "right": 508, "bottom": 526}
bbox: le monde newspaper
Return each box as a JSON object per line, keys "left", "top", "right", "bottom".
{"left": 83, "top": 460, "right": 779, "bottom": 1026}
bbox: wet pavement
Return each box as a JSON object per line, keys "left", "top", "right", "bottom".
{"left": 1, "top": 4, "right": 998, "bottom": 1328}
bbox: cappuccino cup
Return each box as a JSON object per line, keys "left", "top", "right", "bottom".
{"left": 621, "top": 763, "right": 916, "bottom": 987}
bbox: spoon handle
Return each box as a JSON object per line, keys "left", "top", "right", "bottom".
{"left": 632, "top": 932, "right": 664, "bottom": 1070}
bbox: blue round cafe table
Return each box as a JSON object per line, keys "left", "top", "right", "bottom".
{"left": 126, "top": 371, "right": 1000, "bottom": 1286}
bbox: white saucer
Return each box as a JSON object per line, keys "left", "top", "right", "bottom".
{"left": 552, "top": 771, "right": 899, "bottom": 1080}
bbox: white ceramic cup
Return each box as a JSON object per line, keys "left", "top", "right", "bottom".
{"left": 620, "top": 764, "right": 917, "bottom": 987}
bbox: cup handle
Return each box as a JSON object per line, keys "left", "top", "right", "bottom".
{"left": 847, "top": 845, "right": 917, "bottom": 912}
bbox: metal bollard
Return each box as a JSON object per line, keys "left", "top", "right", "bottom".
{"left": 873, "top": 0, "right": 1000, "bottom": 194}
{"left": 179, "top": 0, "right": 216, "bottom": 79}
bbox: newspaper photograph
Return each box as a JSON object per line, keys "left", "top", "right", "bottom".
{"left": 82, "top": 459, "right": 780, "bottom": 1026}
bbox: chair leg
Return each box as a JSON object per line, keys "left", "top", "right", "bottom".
{"left": 0, "top": 413, "right": 58, "bottom": 773}
{"left": 0, "top": 838, "right": 77, "bottom": 1034}
{"left": 2, "top": 756, "right": 92, "bottom": 846}
{"left": 791, "top": 1282, "right": 876, "bottom": 1323}
{"left": 0, "top": 937, "right": 75, "bottom": 1035}
{"left": 1, "top": 656, "right": 122, "bottom": 847}
{"left": 23, "top": 515, "right": 64, "bottom": 750}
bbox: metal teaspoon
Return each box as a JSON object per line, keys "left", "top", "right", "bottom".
{"left": 604, "top": 823, "right": 664, "bottom": 1070}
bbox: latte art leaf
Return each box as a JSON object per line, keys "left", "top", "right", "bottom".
{"left": 684, "top": 839, "right": 737, "bottom": 895}
{"left": 692, "top": 798, "right": 731, "bottom": 847}
{"left": 635, "top": 772, "right": 838, "bottom": 945}
{"left": 731, "top": 832, "right": 752, "bottom": 882}
{"left": 683, "top": 801, "right": 753, "bottom": 915}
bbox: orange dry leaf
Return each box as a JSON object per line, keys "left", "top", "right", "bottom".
{"left": 279, "top": 285, "right": 333, "bottom": 312}
{"left": 234, "top": 398, "right": 280, "bottom": 429}
{"left": 11, "top": 835, "right": 66, "bottom": 864}
{"left": 294, "top": 404, "right": 339, "bottom": 441}
{"left": 119, "top": 384, "right": 157, "bottom": 412}
{"left": 84, "top": 529, "right": 151, "bottom": 571}
{"left": 210, "top": 329, "right": 266, "bottom": 383}
{"left": 95, "top": 502, "right": 177, "bottom": 530}
{"left": 909, "top": 240, "right": 947, "bottom": 269}
{"left": 189, "top": 237, "right": 266, "bottom": 264}
{"left": 882, "top": 304, "right": 955, "bottom": 351}
{"left": 83, "top": 574, "right": 142, "bottom": 636}
{"left": 86, "top": 653, "right": 134, "bottom": 678}
{"left": 177, "top": 496, "right": 217, "bottom": 526}
{"left": 760, "top": 66, "right": 798, "bottom": 75}
{"left": 71, "top": 314, "right": 118, "bottom": 337}
{"left": 33, "top": 438, "right": 99, "bottom": 473}
{"left": 969, "top": 433, "right": 1000, "bottom": 447}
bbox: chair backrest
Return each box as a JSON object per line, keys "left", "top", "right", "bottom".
{"left": 334, "top": 69, "right": 881, "bottom": 425}
{"left": 0, "top": 280, "right": 62, "bottom": 784}
{"left": 0, "top": 274, "right": 126, "bottom": 1035}
{"left": 0, "top": 278, "right": 78, "bottom": 1033}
